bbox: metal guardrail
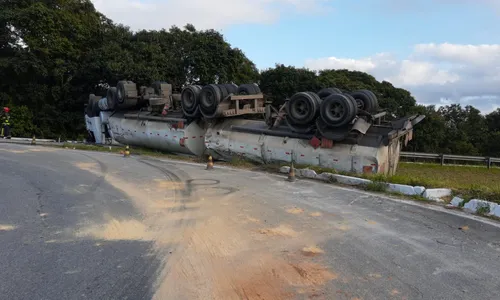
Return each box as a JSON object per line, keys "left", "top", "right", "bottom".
{"left": 9, "top": 137, "right": 82, "bottom": 143}
{"left": 400, "top": 152, "right": 500, "bottom": 168}
{"left": 10, "top": 137, "right": 57, "bottom": 143}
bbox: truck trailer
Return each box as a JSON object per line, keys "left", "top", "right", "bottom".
{"left": 85, "top": 81, "right": 424, "bottom": 176}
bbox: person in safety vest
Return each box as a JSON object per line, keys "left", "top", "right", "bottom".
{"left": 1, "top": 107, "right": 12, "bottom": 139}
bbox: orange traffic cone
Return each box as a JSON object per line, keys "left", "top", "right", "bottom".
{"left": 206, "top": 155, "right": 214, "bottom": 170}
{"left": 123, "top": 145, "right": 130, "bottom": 157}
{"left": 287, "top": 163, "right": 296, "bottom": 182}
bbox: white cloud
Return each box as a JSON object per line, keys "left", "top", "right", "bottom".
{"left": 305, "top": 43, "right": 500, "bottom": 114}
{"left": 91, "top": 0, "right": 331, "bottom": 31}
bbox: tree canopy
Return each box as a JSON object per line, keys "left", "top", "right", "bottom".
{"left": 1, "top": 0, "right": 499, "bottom": 157}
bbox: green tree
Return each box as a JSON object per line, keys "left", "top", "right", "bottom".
{"left": 8, "top": 105, "right": 36, "bottom": 137}
{"left": 259, "top": 64, "right": 319, "bottom": 106}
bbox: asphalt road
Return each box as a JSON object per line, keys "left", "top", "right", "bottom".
{"left": 0, "top": 143, "right": 499, "bottom": 300}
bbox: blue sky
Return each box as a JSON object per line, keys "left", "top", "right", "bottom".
{"left": 221, "top": 0, "right": 499, "bottom": 70}
{"left": 94, "top": 0, "right": 500, "bottom": 113}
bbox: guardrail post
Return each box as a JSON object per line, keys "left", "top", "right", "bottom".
{"left": 487, "top": 157, "right": 491, "bottom": 169}
{"left": 440, "top": 154, "right": 445, "bottom": 166}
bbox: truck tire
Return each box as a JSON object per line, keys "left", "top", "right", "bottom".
{"left": 181, "top": 85, "right": 201, "bottom": 115}
{"left": 217, "top": 84, "right": 230, "bottom": 99}
{"left": 285, "top": 120, "right": 317, "bottom": 134}
{"left": 252, "top": 83, "right": 262, "bottom": 94}
{"left": 106, "top": 87, "right": 118, "bottom": 110}
{"left": 317, "top": 87, "right": 341, "bottom": 99}
{"left": 316, "top": 118, "right": 349, "bottom": 142}
{"left": 319, "top": 93, "right": 357, "bottom": 127}
{"left": 224, "top": 83, "right": 238, "bottom": 94}
{"left": 199, "top": 84, "right": 222, "bottom": 117}
{"left": 92, "top": 97, "right": 101, "bottom": 116}
{"left": 237, "top": 83, "right": 258, "bottom": 95}
{"left": 117, "top": 80, "right": 137, "bottom": 104}
{"left": 116, "top": 81, "right": 127, "bottom": 104}
{"left": 349, "top": 90, "right": 378, "bottom": 113}
{"left": 86, "top": 96, "right": 95, "bottom": 117}
{"left": 364, "top": 89, "right": 379, "bottom": 112}
{"left": 286, "top": 92, "right": 320, "bottom": 126}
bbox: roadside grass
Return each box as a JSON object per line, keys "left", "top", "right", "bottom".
{"left": 290, "top": 162, "right": 500, "bottom": 204}
{"left": 60, "top": 143, "right": 500, "bottom": 204}
{"left": 365, "top": 181, "right": 387, "bottom": 192}
{"left": 390, "top": 163, "right": 500, "bottom": 204}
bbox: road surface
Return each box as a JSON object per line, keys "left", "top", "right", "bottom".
{"left": 0, "top": 143, "right": 499, "bottom": 300}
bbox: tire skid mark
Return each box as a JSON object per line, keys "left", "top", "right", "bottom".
{"left": 76, "top": 153, "right": 109, "bottom": 194}
{"left": 134, "top": 158, "right": 196, "bottom": 297}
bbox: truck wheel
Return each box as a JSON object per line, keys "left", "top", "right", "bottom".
{"left": 317, "top": 87, "right": 341, "bottom": 99}
{"left": 252, "top": 83, "right": 262, "bottom": 93}
{"left": 106, "top": 87, "right": 118, "bottom": 110}
{"left": 86, "top": 97, "right": 95, "bottom": 117}
{"left": 224, "top": 83, "right": 238, "bottom": 94}
{"left": 319, "top": 93, "right": 357, "bottom": 127}
{"left": 92, "top": 97, "right": 101, "bottom": 116}
{"left": 237, "top": 83, "right": 258, "bottom": 95}
{"left": 199, "top": 84, "right": 222, "bottom": 116}
{"left": 217, "top": 84, "right": 230, "bottom": 99}
{"left": 349, "top": 90, "right": 378, "bottom": 113}
{"left": 116, "top": 81, "right": 126, "bottom": 104}
{"left": 286, "top": 92, "right": 320, "bottom": 126}
{"left": 181, "top": 85, "right": 201, "bottom": 115}
{"left": 364, "top": 89, "right": 379, "bottom": 112}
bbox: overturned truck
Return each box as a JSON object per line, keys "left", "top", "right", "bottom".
{"left": 85, "top": 81, "right": 424, "bottom": 175}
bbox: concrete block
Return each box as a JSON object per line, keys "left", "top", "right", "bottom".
{"left": 423, "top": 188, "right": 452, "bottom": 201}
{"left": 413, "top": 186, "right": 426, "bottom": 195}
{"left": 450, "top": 196, "right": 464, "bottom": 207}
{"left": 333, "top": 174, "right": 372, "bottom": 186}
{"left": 317, "top": 172, "right": 336, "bottom": 182}
{"left": 387, "top": 183, "right": 417, "bottom": 196}
{"left": 491, "top": 205, "right": 500, "bottom": 218}
{"left": 488, "top": 203, "right": 499, "bottom": 215}
{"left": 279, "top": 166, "right": 290, "bottom": 174}
{"left": 298, "top": 169, "right": 317, "bottom": 179}
{"left": 463, "top": 199, "right": 496, "bottom": 213}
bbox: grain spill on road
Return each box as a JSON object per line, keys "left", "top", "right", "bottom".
{"left": 390, "top": 289, "right": 400, "bottom": 296}
{"left": 75, "top": 217, "right": 154, "bottom": 241}
{"left": 0, "top": 148, "right": 58, "bottom": 154}
{"left": 309, "top": 212, "right": 322, "bottom": 217}
{"left": 0, "top": 224, "right": 17, "bottom": 231}
{"left": 72, "top": 162, "right": 337, "bottom": 300}
{"left": 368, "top": 273, "right": 382, "bottom": 279}
{"left": 335, "top": 224, "right": 350, "bottom": 231}
{"left": 74, "top": 162, "right": 99, "bottom": 172}
{"left": 290, "top": 261, "right": 338, "bottom": 285}
{"left": 259, "top": 225, "right": 299, "bottom": 237}
{"left": 286, "top": 207, "right": 304, "bottom": 214}
{"left": 224, "top": 258, "right": 337, "bottom": 300}
{"left": 244, "top": 216, "right": 261, "bottom": 223}
{"left": 0, "top": 149, "right": 29, "bottom": 154}
{"left": 302, "top": 246, "right": 325, "bottom": 257}
{"left": 154, "top": 211, "right": 336, "bottom": 300}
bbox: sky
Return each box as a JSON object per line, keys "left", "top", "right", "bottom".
{"left": 91, "top": 0, "right": 500, "bottom": 114}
